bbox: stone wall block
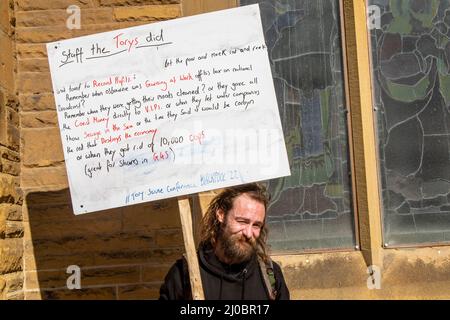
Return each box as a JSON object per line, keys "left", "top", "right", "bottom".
{"left": 6, "top": 94, "right": 19, "bottom": 112}
{"left": 21, "top": 111, "right": 58, "bottom": 128}
{"left": 0, "top": 204, "right": 23, "bottom": 221}
{"left": 0, "top": 147, "right": 20, "bottom": 176}
{"left": 0, "top": 174, "right": 19, "bottom": 204}
{"left": 141, "top": 264, "right": 170, "bottom": 282}
{"left": 0, "top": 157, "right": 20, "bottom": 176}
{"left": 0, "top": 0, "right": 12, "bottom": 35}
{"left": 26, "top": 265, "right": 140, "bottom": 291}
{"left": 23, "top": 250, "right": 95, "bottom": 271}
{"left": 37, "top": 287, "right": 116, "bottom": 300}
{"left": 21, "top": 166, "right": 68, "bottom": 189}
{"left": 24, "top": 232, "right": 155, "bottom": 256}
{"left": 16, "top": 8, "right": 113, "bottom": 27}
{"left": 18, "top": 58, "right": 49, "bottom": 73}
{"left": 16, "top": 72, "right": 52, "bottom": 94}
{"left": 101, "top": 0, "right": 180, "bottom": 6}
{"left": 6, "top": 124, "right": 20, "bottom": 151}
{"left": 16, "top": 0, "right": 96, "bottom": 11}
{"left": 93, "top": 247, "right": 183, "bottom": 266}
{"left": 5, "top": 221, "right": 24, "bottom": 238}
{"left": 0, "top": 238, "right": 23, "bottom": 274}
{"left": 6, "top": 107, "right": 19, "bottom": 127}
{"left": 17, "top": 44, "right": 48, "bottom": 59}
{"left": 113, "top": 4, "right": 181, "bottom": 21}
{"left": 19, "top": 93, "right": 56, "bottom": 112}
{"left": 122, "top": 200, "right": 181, "bottom": 232}
{"left": 117, "top": 283, "right": 160, "bottom": 300}
{"left": 21, "top": 128, "right": 64, "bottom": 167}
{"left": 0, "top": 31, "right": 14, "bottom": 91}
{"left": 0, "top": 276, "right": 6, "bottom": 299}
{"left": 3, "top": 272, "right": 24, "bottom": 299}
{"left": 0, "top": 89, "right": 6, "bottom": 146}
{"left": 27, "top": 214, "right": 122, "bottom": 240}
{"left": 155, "top": 228, "right": 183, "bottom": 247}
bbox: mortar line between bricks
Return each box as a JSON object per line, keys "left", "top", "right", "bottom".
{"left": 23, "top": 280, "right": 163, "bottom": 292}
{"left": 25, "top": 262, "right": 173, "bottom": 273}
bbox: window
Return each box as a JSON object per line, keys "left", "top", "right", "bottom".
{"left": 240, "top": 0, "right": 356, "bottom": 252}
{"left": 368, "top": 0, "right": 450, "bottom": 246}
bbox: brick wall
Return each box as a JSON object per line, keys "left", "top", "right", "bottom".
{"left": 24, "top": 190, "right": 185, "bottom": 299}
{"left": 15, "top": 0, "right": 186, "bottom": 300}
{"left": 0, "top": 0, "right": 24, "bottom": 301}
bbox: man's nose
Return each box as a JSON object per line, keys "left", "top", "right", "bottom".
{"left": 242, "top": 225, "right": 253, "bottom": 239}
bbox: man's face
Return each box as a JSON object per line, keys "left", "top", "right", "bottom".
{"left": 216, "top": 194, "right": 266, "bottom": 264}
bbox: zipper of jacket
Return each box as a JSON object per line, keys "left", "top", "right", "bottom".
{"left": 241, "top": 268, "right": 247, "bottom": 299}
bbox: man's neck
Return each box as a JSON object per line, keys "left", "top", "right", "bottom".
{"left": 213, "top": 243, "right": 234, "bottom": 265}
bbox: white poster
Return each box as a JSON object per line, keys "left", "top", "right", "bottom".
{"left": 46, "top": 4, "right": 290, "bottom": 214}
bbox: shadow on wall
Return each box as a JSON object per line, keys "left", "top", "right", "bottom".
{"left": 24, "top": 189, "right": 187, "bottom": 300}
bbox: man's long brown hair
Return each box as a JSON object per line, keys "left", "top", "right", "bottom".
{"left": 200, "top": 183, "right": 271, "bottom": 263}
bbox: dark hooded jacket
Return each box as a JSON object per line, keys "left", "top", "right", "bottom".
{"left": 159, "top": 243, "right": 290, "bottom": 300}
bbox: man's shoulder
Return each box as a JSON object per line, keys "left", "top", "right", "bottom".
{"left": 172, "top": 256, "right": 187, "bottom": 271}
{"left": 159, "top": 256, "right": 190, "bottom": 300}
{"left": 270, "top": 259, "right": 282, "bottom": 270}
{"left": 162, "top": 257, "right": 186, "bottom": 281}
{"left": 270, "top": 260, "right": 286, "bottom": 278}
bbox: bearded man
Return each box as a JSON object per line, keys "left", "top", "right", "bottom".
{"left": 159, "top": 183, "right": 290, "bottom": 300}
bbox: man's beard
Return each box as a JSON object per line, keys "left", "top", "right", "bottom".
{"left": 218, "top": 225, "right": 258, "bottom": 264}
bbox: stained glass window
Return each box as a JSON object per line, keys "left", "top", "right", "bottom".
{"left": 368, "top": 0, "right": 450, "bottom": 246}
{"left": 240, "top": 0, "right": 356, "bottom": 252}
